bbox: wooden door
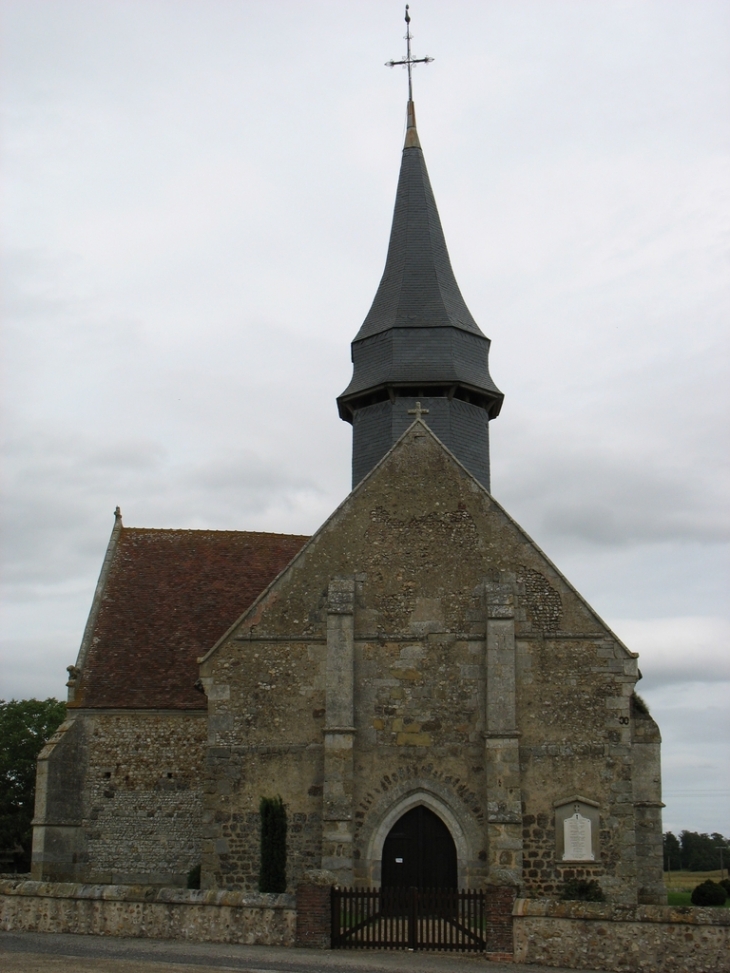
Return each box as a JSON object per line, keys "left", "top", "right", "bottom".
{"left": 381, "top": 805, "right": 457, "bottom": 888}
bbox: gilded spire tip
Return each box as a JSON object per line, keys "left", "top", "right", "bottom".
{"left": 404, "top": 101, "right": 421, "bottom": 148}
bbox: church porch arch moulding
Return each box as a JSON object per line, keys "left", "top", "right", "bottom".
{"left": 356, "top": 778, "right": 486, "bottom": 888}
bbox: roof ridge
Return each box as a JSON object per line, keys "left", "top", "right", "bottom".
{"left": 119, "top": 526, "right": 309, "bottom": 539}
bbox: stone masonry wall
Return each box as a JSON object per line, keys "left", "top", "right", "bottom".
{"left": 517, "top": 634, "right": 641, "bottom": 901}
{"left": 200, "top": 427, "right": 660, "bottom": 901}
{"left": 200, "top": 632, "right": 327, "bottom": 891}
{"left": 0, "top": 880, "right": 295, "bottom": 946}
{"left": 34, "top": 711, "right": 207, "bottom": 886}
{"left": 82, "top": 712, "right": 206, "bottom": 885}
{"left": 202, "top": 744, "right": 323, "bottom": 891}
{"left": 513, "top": 898, "right": 730, "bottom": 973}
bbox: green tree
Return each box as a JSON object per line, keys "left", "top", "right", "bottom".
{"left": 663, "top": 831, "right": 681, "bottom": 870}
{"left": 259, "top": 795, "right": 287, "bottom": 893}
{"left": 678, "top": 831, "right": 730, "bottom": 872}
{"left": 0, "top": 699, "right": 66, "bottom": 868}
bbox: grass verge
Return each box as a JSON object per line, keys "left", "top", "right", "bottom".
{"left": 666, "top": 889, "right": 730, "bottom": 908}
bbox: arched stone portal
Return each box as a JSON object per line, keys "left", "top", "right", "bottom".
{"left": 358, "top": 784, "right": 485, "bottom": 888}
{"left": 381, "top": 805, "right": 458, "bottom": 888}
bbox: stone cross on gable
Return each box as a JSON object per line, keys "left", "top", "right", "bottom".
{"left": 408, "top": 401, "right": 430, "bottom": 420}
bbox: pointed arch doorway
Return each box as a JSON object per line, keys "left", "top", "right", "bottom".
{"left": 381, "top": 805, "right": 458, "bottom": 889}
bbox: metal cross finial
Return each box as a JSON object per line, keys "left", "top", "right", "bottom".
{"left": 386, "top": 5, "right": 433, "bottom": 103}
{"left": 408, "top": 401, "right": 430, "bottom": 420}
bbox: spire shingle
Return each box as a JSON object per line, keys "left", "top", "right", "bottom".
{"left": 338, "top": 103, "right": 503, "bottom": 490}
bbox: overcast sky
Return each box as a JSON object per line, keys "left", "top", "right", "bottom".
{"left": 1, "top": 0, "right": 728, "bottom": 839}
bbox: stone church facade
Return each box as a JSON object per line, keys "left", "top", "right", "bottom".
{"left": 31, "top": 96, "right": 665, "bottom": 906}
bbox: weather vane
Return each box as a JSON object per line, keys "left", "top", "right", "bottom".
{"left": 386, "top": 5, "right": 433, "bottom": 102}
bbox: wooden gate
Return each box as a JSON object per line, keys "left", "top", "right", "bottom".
{"left": 331, "top": 887, "right": 487, "bottom": 952}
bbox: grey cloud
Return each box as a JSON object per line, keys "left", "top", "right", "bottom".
{"left": 1, "top": 419, "right": 335, "bottom": 590}
{"left": 2, "top": 0, "right": 728, "bottom": 833}
{"left": 611, "top": 617, "right": 730, "bottom": 689}
{"left": 0, "top": 637, "right": 77, "bottom": 702}
{"left": 651, "top": 692, "right": 730, "bottom": 749}
{"left": 2, "top": 428, "right": 166, "bottom": 584}
{"left": 493, "top": 404, "right": 728, "bottom": 550}
{"left": 185, "top": 452, "right": 321, "bottom": 496}
{"left": 639, "top": 681, "right": 729, "bottom": 833}
{"left": 542, "top": 484, "right": 727, "bottom": 547}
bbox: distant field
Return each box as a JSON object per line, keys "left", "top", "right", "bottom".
{"left": 664, "top": 870, "right": 730, "bottom": 908}
{"left": 664, "top": 869, "right": 727, "bottom": 890}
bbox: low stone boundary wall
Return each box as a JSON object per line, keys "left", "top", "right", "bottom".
{"left": 513, "top": 898, "right": 730, "bottom": 973}
{"left": 0, "top": 880, "right": 296, "bottom": 946}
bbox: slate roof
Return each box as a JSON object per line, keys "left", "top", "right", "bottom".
{"left": 354, "top": 112, "right": 484, "bottom": 342}
{"left": 338, "top": 104, "right": 503, "bottom": 421}
{"left": 340, "top": 327, "right": 502, "bottom": 405}
{"left": 72, "top": 527, "right": 308, "bottom": 710}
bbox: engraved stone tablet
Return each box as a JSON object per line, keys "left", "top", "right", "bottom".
{"left": 563, "top": 812, "right": 594, "bottom": 861}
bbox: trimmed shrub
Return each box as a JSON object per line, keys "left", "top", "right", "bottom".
{"left": 561, "top": 878, "right": 606, "bottom": 902}
{"left": 720, "top": 878, "right": 730, "bottom": 895}
{"left": 259, "top": 795, "right": 287, "bottom": 893}
{"left": 691, "top": 880, "right": 727, "bottom": 906}
{"left": 186, "top": 863, "right": 201, "bottom": 889}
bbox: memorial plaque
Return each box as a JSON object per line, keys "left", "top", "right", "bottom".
{"left": 563, "top": 811, "right": 594, "bottom": 861}
{"left": 554, "top": 795, "right": 600, "bottom": 861}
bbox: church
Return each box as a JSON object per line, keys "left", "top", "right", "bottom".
{"left": 31, "top": 64, "right": 666, "bottom": 907}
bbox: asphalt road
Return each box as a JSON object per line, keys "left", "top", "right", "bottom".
{"left": 0, "top": 932, "right": 598, "bottom": 973}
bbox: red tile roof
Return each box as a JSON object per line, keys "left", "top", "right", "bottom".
{"left": 72, "top": 528, "right": 308, "bottom": 709}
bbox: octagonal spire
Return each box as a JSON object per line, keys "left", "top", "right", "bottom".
{"left": 338, "top": 27, "right": 503, "bottom": 490}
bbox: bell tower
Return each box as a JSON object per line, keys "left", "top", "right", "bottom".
{"left": 337, "top": 7, "right": 503, "bottom": 489}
